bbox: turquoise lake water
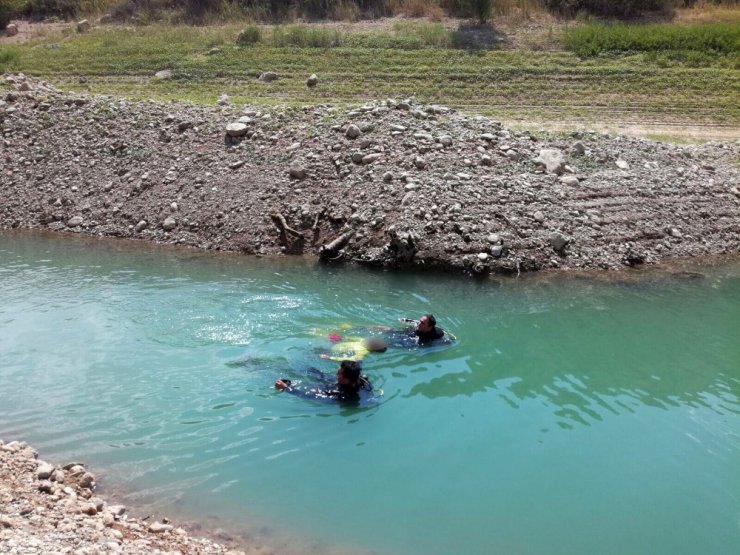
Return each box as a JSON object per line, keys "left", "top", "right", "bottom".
{"left": 1, "top": 232, "right": 739, "bottom": 555}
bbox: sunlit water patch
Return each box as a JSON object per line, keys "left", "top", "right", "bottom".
{"left": 1, "top": 232, "right": 739, "bottom": 555}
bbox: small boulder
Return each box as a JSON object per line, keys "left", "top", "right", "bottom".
{"left": 6, "top": 23, "right": 18, "bottom": 37}
{"left": 37, "top": 461, "right": 55, "bottom": 480}
{"left": 67, "top": 216, "right": 83, "bottom": 228}
{"left": 289, "top": 164, "right": 307, "bottom": 180}
{"left": 76, "top": 20, "right": 91, "bottom": 33}
{"left": 154, "top": 69, "right": 172, "bottom": 80}
{"left": 259, "top": 71, "right": 278, "bottom": 83}
{"left": 559, "top": 175, "right": 580, "bottom": 186}
{"left": 77, "top": 472, "right": 95, "bottom": 489}
{"left": 149, "top": 522, "right": 174, "bottom": 534}
{"left": 306, "top": 74, "right": 319, "bottom": 87}
{"left": 549, "top": 233, "right": 569, "bottom": 252}
{"left": 162, "top": 217, "right": 177, "bottom": 232}
{"left": 362, "top": 153, "right": 382, "bottom": 165}
{"left": 345, "top": 124, "right": 361, "bottom": 140}
{"left": 534, "top": 149, "right": 565, "bottom": 175}
{"left": 225, "top": 122, "right": 248, "bottom": 137}
{"left": 616, "top": 159, "right": 630, "bottom": 170}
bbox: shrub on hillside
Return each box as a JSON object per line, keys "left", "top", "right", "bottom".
{"left": 236, "top": 23, "right": 262, "bottom": 45}
{"left": 24, "top": 0, "right": 81, "bottom": 19}
{"left": 471, "top": 0, "right": 492, "bottom": 23}
{"left": 1, "top": 1, "right": 15, "bottom": 30}
{"left": 544, "top": 0, "right": 673, "bottom": 18}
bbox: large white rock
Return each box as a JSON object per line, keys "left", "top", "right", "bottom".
{"left": 162, "top": 217, "right": 177, "bottom": 232}
{"left": 225, "top": 122, "right": 248, "bottom": 137}
{"left": 534, "top": 149, "right": 566, "bottom": 175}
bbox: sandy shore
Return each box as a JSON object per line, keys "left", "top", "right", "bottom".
{"left": 0, "top": 437, "right": 267, "bottom": 555}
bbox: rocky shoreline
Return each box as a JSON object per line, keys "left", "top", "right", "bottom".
{"left": 1, "top": 73, "right": 738, "bottom": 276}
{"left": 0, "top": 437, "right": 252, "bottom": 555}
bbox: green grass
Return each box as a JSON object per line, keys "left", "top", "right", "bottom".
{"left": 3, "top": 24, "right": 739, "bottom": 136}
{"left": 566, "top": 22, "right": 740, "bottom": 57}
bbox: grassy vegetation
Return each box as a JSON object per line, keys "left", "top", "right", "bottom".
{"left": 1, "top": 23, "right": 737, "bottom": 136}
{"left": 566, "top": 22, "right": 740, "bottom": 57}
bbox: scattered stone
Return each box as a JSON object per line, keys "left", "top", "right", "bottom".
{"left": 534, "top": 149, "right": 566, "bottom": 175}
{"left": 154, "top": 69, "right": 172, "bottom": 80}
{"left": 533, "top": 211, "right": 545, "bottom": 223}
{"left": 616, "top": 159, "right": 630, "bottom": 170}
{"left": 67, "top": 216, "right": 83, "bottom": 228}
{"left": 225, "top": 123, "right": 248, "bottom": 137}
{"left": 559, "top": 175, "right": 580, "bottom": 186}
{"left": 216, "top": 94, "right": 230, "bottom": 106}
{"left": 162, "top": 217, "right": 177, "bottom": 232}
{"left": 149, "top": 522, "right": 174, "bottom": 533}
{"left": 259, "top": 71, "right": 278, "bottom": 83}
{"left": 549, "top": 233, "right": 569, "bottom": 252}
{"left": 362, "top": 153, "right": 382, "bottom": 165}
{"left": 345, "top": 124, "right": 361, "bottom": 139}
{"left": 571, "top": 142, "right": 586, "bottom": 155}
{"left": 289, "top": 164, "right": 307, "bottom": 180}
{"left": 37, "top": 461, "right": 55, "bottom": 480}
{"left": 76, "top": 20, "right": 91, "bottom": 33}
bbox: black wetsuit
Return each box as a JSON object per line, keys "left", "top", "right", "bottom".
{"left": 382, "top": 325, "right": 447, "bottom": 348}
{"left": 281, "top": 368, "right": 374, "bottom": 404}
{"left": 415, "top": 326, "right": 445, "bottom": 345}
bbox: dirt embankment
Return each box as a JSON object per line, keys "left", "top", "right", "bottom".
{"left": 1, "top": 73, "right": 739, "bottom": 276}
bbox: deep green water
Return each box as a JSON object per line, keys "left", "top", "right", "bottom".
{"left": 1, "top": 232, "right": 739, "bottom": 555}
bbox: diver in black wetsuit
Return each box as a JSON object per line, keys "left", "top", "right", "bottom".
{"left": 399, "top": 313, "right": 445, "bottom": 345}
{"left": 275, "top": 360, "right": 373, "bottom": 403}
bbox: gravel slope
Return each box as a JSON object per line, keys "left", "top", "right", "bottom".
{"left": 2, "top": 73, "right": 739, "bottom": 276}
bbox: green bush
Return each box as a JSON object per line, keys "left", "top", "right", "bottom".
{"left": 0, "top": 46, "right": 19, "bottom": 71}
{"left": 272, "top": 24, "right": 343, "bottom": 47}
{"left": 0, "top": 1, "right": 15, "bottom": 30}
{"left": 25, "top": 0, "right": 81, "bottom": 19}
{"left": 236, "top": 23, "right": 262, "bottom": 45}
{"left": 471, "top": 0, "right": 492, "bottom": 23}
{"left": 566, "top": 22, "right": 740, "bottom": 56}
{"left": 545, "top": 0, "right": 672, "bottom": 18}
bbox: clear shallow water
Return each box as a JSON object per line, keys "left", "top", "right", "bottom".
{"left": 1, "top": 232, "right": 739, "bottom": 555}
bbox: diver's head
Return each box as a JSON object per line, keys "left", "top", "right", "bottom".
{"left": 337, "top": 359, "right": 362, "bottom": 386}
{"left": 418, "top": 314, "right": 436, "bottom": 331}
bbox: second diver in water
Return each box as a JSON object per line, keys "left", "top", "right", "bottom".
{"left": 398, "top": 313, "right": 446, "bottom": 345}
{"left": 275, "top": 360, "right": 373, "bottom": 403}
